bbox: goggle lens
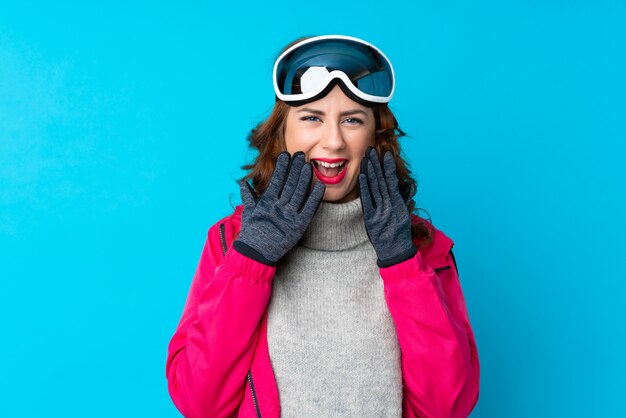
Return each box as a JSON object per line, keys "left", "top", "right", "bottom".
{"left": 274, "top": 37, "right": 394, "bottom": 104}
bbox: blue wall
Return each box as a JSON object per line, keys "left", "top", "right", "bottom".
{"left": 1, "top": 1, "right": 624, "bottom": 417}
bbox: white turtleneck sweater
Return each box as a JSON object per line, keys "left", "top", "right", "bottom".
{"left": 266, "top": 197, "right": 403, "bottom": 417}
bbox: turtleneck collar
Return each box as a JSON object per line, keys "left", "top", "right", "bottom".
{"left": 297, "top": 197, "right": 369, "bottom": 251}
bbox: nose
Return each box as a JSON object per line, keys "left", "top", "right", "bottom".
{"left": 319, "top": 122, "right": 346, "bottom": 151}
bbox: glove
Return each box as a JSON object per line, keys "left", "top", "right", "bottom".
{"left": 358, "top": 147, "right": 417, "bottom": 268}
{"left": 399, "top": 179, "right": 416, "bottom": 207}
{"left": 234, "top": 151, "right": 326, "bottom": 266}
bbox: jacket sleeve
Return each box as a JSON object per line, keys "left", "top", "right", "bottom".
{"left": 165, "top": 223, "right": 276, "bottom": 418}
{"left": 379, "top": 249, "right": 480, "bottom": 418}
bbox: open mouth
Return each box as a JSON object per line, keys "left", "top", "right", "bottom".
{"left": 311, "top": 158, "right": 349, "bottom": 184}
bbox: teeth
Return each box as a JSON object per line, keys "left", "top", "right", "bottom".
{"left": 314, "top": 160, "right": 345, "bottom": 168}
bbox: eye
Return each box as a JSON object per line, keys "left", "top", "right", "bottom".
{"left": 343, "top": 117, "right": 364, "bottom": 125}
{"left": 300, "top": 115, "right": 321, "bottom": 122}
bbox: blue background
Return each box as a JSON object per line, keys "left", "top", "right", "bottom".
{"left": 1, "top": 1, "right": 624, "bottom": 417}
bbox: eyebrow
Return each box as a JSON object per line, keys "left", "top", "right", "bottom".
{"left": 296, "top": 107, "right": 369, "bottom": 118}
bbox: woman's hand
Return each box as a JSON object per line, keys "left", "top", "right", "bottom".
{"left": 234, "top": 151, "right": 326, "bottom": 266}
{"left": 358, "top": 147, "right": 417, "bottom": 267}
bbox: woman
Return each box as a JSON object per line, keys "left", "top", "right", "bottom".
{"left": 166, "top": 35, "right": 480, "bottom": 418}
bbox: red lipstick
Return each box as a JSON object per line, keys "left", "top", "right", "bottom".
{"left": 312, "top": 157, "right": 347, "bottom": 163}
{"left": 310, "top": 158, "right": 349, "bottom": 185}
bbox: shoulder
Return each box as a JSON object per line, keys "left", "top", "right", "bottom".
{"left": 410, "top": 213, "right": 455, "bottom": 264}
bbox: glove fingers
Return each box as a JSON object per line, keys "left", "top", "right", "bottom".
{"left": 399, "top": 182, "right": 415, "bottom": 206}
{"left": 265, "top": 151, "right": 291, "bottom": 200}
{"left": 368, "top": 147, "right": 389, "bottom": 201}
{"left": 291, "top": 162, "right": 313, "bottom": 211}
{"left": 238, "top": 179, "right": 257, "bottom": 210}
{"left": 280, "top": 152, "right": 306, "bottom": 203}
{"left": 360, "top": 150, "right": 376, "bottom": 210}
{"left": 367, "top": 159, "right": 382, "bottom": 206}
{"left": 358, "top": 173, "right": 375, "bottom": 213}
{"left": 300, "top": 180, "right": 325, "bottom": 217}
{"left": 382, "top": 151, "right": 404, "bottom": 205}
{"left": 360, "top": 150, "right": 370, "bottom": 175}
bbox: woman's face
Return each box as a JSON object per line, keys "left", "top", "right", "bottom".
{"left": 284, "top": 85, "right": 376, "bottom": 203}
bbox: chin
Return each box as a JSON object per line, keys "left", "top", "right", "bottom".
{"left": 323, "top": 189, "right": 356, "bottom": 203}
{"left": 322, "top": 190, "right": 343, "bottom": 202}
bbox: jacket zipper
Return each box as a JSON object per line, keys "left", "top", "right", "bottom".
{"left": 219, "top": 223, "right": 227, "bottom": 257}
{"left": 247, "top": 371, "right": 262, "bottom": 418}
{"left": 218, "top": 222, "right": 262, "bottom": 418}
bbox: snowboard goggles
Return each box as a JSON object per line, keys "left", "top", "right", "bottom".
{"left": 273, "top": 35, "right": 395, "bottom": 106}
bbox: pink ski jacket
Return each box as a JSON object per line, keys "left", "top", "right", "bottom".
{"left": 166, "top": 205, "right": 480, "bottom": 418}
